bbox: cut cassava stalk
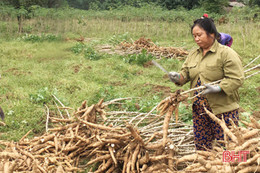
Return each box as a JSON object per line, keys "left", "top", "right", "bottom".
{"left": 131, "top": 144, "right": 140, "bottom": 172}
{"left": 19, "top": 129, "right": 32, "bottom": 144}
{"left": 237, "top": 166, "right": 260, "bottom": 173}
{"left": 250, "top": 116, "right": 260, "bottom": 129}
{"left": 243, "top": 129, "right": 259, "bottom": 140}
{"left": 86, "top": 154, "right": 111, "bottom": 166}
{"left": 126, "top": 122, "right": 144, "bottom": 146}
{"left": 244, "top": 54, "right": 260, "bottom": 68}
{"left": 162, "top": 106, "right": 175, "bottom": 147}
{"left": 204, "top": 107, "right": 238, "bottom": 144}
{"left": 79, "top": 118, "right": 122, "bottom": 131}
{"left": 108, "top": 146, "right": 117, "bottom": 166}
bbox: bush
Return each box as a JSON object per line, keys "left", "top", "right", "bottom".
{"left": 84, "top": 47, "right": 103, "bottom": 60}
{"left": 29, "top": 87, "right": 53, "bottom": 104}
{"left": 122, "top": 49, "right": 154, "bottom": 66}
{"left": 199, "top": 0, "right": 229, "bottom": 14}
{"left": 71, "top": 42, "right": 86, "bottom": 54}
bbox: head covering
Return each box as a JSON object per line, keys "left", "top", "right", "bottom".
{"left": 203, "top": 13, "right": 209, "bottom": 18}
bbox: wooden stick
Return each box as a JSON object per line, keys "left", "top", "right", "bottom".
{"left": 50, "top": 117, "right": 73, "bottom": 123}
{"left": 244, "top": 63, "right": 260, "bottom": 73}
{"left": 103, "top": 97, "right": 136, "bottom": 107}
{"left": 134, "top": 104, "right": 158, "bottom": 127}
{"left": 52, "top": 94, "right": 71, "bottom": 118}
{"left": 45, "top": 104, "right": 50, "bottom": 133}
{"left": 245, "top": 70, "right": 260, "bottom": 79}
{"left": 54, "top": 101, "right": 65, "bottom": 119}
{"left": 244, "top": 54, "right": 260, "bottom": 68}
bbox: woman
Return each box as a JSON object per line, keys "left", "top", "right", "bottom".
{"left": 169, "top": 18, "right": 244, "bottom": 150}
{"left": 202, "top": 13, "right": 233, "bottom": 47}
{"left": 217, "top": 32, "right": 233, "bottom": 47}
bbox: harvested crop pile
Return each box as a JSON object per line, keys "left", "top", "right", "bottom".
{"left": 118, "top": 37, "right": 188, "bottom": 59}
{"left": 176, "top": 108, "right": 260, "bottom": 173}
{"left": 0, "top": 89, "right": 259, "bottom": 172}
{"left": 0, "top": 91, "right": 194, "bottom": 173}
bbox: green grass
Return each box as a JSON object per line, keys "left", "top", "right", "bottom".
{"left": 0, "top": 7, "right": 260, "bottom": 141}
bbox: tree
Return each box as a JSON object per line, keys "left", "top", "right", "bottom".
{"left": 199, "top": 0, "right": 229, "bottom": 14}
{"left": 158, "top": 0, "right": 200, "bottom": 10}
{"left": 249, "top": 0, "right": 260, "bottom": 6}
{"left": 0, "top": 0, "right": 66, "bottom": 32}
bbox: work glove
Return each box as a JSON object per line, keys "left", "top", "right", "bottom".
{"left": 202, "top": 84, "right": 221, "bottom": 95}
{"left": 168, "top": 72, "right": 180, "bottom": 84}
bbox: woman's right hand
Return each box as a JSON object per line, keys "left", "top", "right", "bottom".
{"left": 168, "top": 72, "right": 181, "bottom": 84}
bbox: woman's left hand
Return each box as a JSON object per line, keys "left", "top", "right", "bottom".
{"left": 202, "top": 84, "right": 221, "bottom": 95}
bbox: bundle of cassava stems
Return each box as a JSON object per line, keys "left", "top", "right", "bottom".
{"left": 0, "top": 89, "right": 259, "bottom": 172}
{"left": 119, "top": 37, "right": 188, "bottom": 59}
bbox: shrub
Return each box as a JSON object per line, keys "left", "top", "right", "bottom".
{"left": 71, "top": 42, "right": 86, "bottom": 54}
{"left": 29, "top": 87, "right": 53, "bottom": 104}
{"left": 123, "top": 49, "right": 154, "bottom": 66}
{"left": 84, "top": 47, "right": 103, "bottom": 60}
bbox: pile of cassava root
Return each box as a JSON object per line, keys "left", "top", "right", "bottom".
{"left": 0, "top": 91, "right": 195, "bottom": 173}
{"left": 176, "top": 108, "right": 260, "bottom": 173}
{"left": 118, "top": 37, "right": 188, "bottom": 59}
{"left": 0, "top": 90, "right": 259, "bottom": 172}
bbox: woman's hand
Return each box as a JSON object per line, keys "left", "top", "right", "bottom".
{"left": 168, "top": 72, "right": 181, "bottom": 84}
{"left": 202, "top": 84, "right": 221, "bottom": 95}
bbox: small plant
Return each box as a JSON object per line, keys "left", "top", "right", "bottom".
{"left": 84, "top": 47, "right": 102, "bottom": 60}
{"left": 29, "top": 87, "right": 53, "bottom": 104}
{"left": 71, "top": 43, "right": 103, "bottom": 60}
{"left": 71, "top": 42, "right": 86, "bottom": 54}
{"left": 90, "top": 86, "right": 118, "bottom": 104}
{"left": 108, "top": 32, "right": 129, "bottom": 45}
{"left": 123, "top": 49, "right": 154, "bottom": 66}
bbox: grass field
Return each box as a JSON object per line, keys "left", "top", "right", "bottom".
{"left": 0, "top": 6, "right": 259, "bottom": 142}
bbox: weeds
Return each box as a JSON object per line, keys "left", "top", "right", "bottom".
{"left": 122, "top": 49, "right": 154, "bottom": 66}
{"left": 71, "top": 43, "right": 103, "bottom": 60}
{"left": 71, "top": 42, "right": 86, "bottom": 54}
{"left": 84, "top": 47, "right": 102, "bottom": 60}
{"left": 108, "top": 32, "right": 129, "bottom": 45}
{"left": 29, "top": 87, "right": 55, "bottom": 104}
{"left": 18, "top": 33, "right": 61, "bottom": 42}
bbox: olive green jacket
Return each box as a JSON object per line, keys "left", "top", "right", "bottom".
{"left": 179, "top": 40, "right": 244, "bottom": 115}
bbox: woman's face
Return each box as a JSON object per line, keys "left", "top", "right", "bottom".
{"left": 192, "top": 25, "right": 215, "bottom": 49}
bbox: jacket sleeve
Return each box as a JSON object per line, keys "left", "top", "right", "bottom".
{"left": 179, "top": 55, "right": 191, "bottom": 85}
{"left": 219, "top": 49, "right": 244, "bottom": 96}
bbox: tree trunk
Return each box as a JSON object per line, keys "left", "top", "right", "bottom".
{"left": 17, "top": 15, "right": 23, "bottom": 33}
